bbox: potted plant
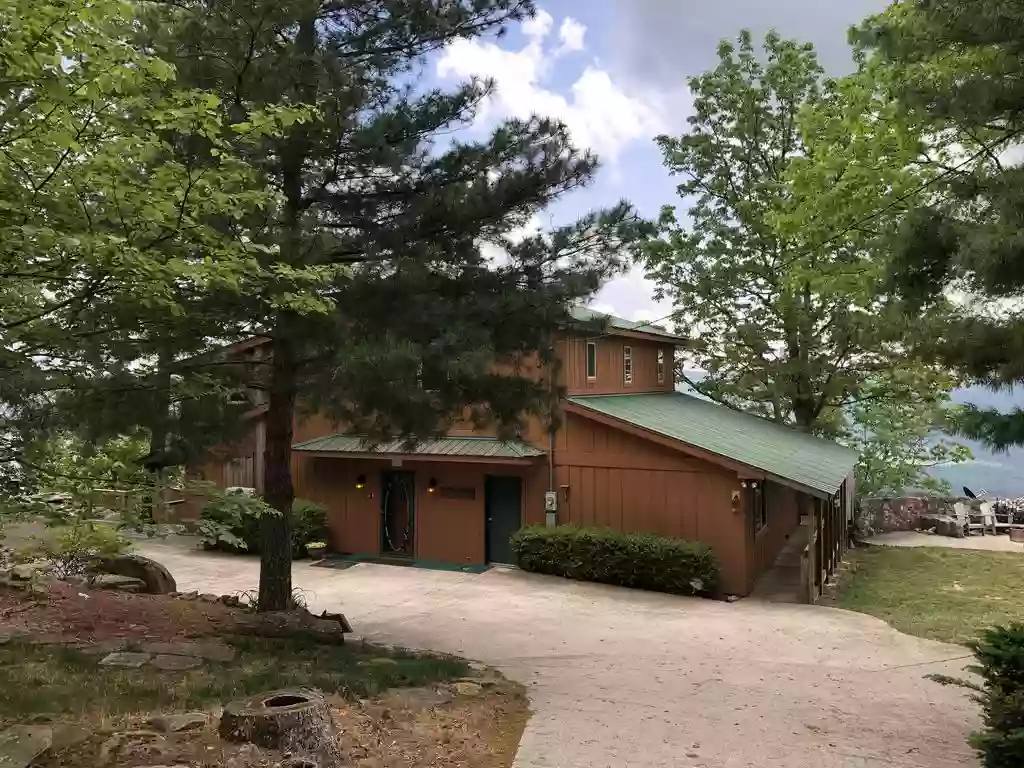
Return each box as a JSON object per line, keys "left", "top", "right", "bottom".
{"left": 306, "top": 541, "right": 328, "bottom": 559}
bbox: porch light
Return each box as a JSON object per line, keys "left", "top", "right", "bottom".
{"left": 355, "top": 474, "right": 366, "bottom": 490}
{"left": 428, "top": 477, "right": 438, "bottom": 493}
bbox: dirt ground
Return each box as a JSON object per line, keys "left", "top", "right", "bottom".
{"left": 0, "top": 581, "right": 238, "bottom": 642}
{"left": 0, "top": 582, "right": 529, "bottom": 768}
{"left": 35, "top": 682, "right": 528, "bottom": 768}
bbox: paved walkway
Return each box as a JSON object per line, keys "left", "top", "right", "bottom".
{"left": 865, "top": 530, "right": 1024, "bottom": 552}
{"left": 138, "top": 542, "right": 980, "bottom": 768}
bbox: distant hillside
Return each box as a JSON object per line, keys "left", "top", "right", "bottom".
{"left": 680, "top": 371, "right": 1024, "bottom": 498}
{"left": 929, "top": 387, "right": 1024, "bottom": 498}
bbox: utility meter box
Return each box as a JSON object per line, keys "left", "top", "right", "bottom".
{"left": 544, "top": 491, "right": 558, "bottom": 512}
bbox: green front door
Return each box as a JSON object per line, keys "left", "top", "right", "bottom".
{"left": 485, "top": 476, "right": 522, "bottom": 564}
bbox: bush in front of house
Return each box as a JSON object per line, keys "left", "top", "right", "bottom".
{"left": 198, "top": 491, "right": 328, "bottom": 558}
{"left": 929, "top": 623, "right": 1024, "bottom": 767}
{"left": 510, "top": 525, "right": 721, "bottom": 597}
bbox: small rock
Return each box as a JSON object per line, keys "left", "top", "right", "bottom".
{"left": 92, "top": 574, "right": 147, "bottom": 593}
{"left": 468, "top": 662, "right": 487, "bottom": 672}
{"left": 10, "top": 564, "right": 39, "bottom": 581}
{"left": 199, "top": 593, "right": 219, "bottom": 603}
{"left": 48, "top": 724, "right": 88, "bottom": 752}
{"left": 180, "top": 591, "right": 199, "bottom": 601}
{"left": 62, "top": 575, "right": 89, "bottom": 588}
{"left": 367, "top": 657, "right": 398, "bottom": 666}
{"left": 97, "top": 730, "right": 164, "bottom": 764}
{"left": 78, "top": 639, "right": 128, "bottom": 656}
{"left": 0, "top": 725, "right": 52, "bottom": 768}
{"left": 453, "top": 681, "right": 482, "bottom": 696}
{"left": 141, "top": 641, "right": 235, "bottom": 662}
{"left": 147, "top": 712, "right": 208, "bottom": 733}
{"left": 725, "top": 594, "right": 741, "bottom": 603}
{"left": 150, "top": 654, "right": 202, "bottom": 671}
{"left": 98, "top": 651, "right": 151, "bottom": 668}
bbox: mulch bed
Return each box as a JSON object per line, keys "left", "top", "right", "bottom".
{"left": 0, "top": 582, "right": 239, "bottom": 643}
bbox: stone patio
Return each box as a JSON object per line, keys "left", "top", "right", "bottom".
{"left": 863, "top": 530, "right": 1024, "bottom": 552}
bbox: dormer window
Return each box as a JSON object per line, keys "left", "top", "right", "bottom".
{"left": 586, "top": 341, "right": 597, "bottom": 380}
{"left": 657, "top": 349, "right": 665, "bottom": 384}
{"left": 623, "top": 345, "right": 633, "bottom": 385}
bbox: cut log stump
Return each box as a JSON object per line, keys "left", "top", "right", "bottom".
{"left": 219, "top": 689, "right": 341, "bottom": 767}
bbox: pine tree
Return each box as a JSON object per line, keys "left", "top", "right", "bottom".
{"left": 859, "top": 0, "right": 1024, "bottom": 449}
{"left": 148, "top": 1, "right": 643, "bottom": 609}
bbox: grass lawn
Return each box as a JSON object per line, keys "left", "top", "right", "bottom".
{"left": 834, "top": 545, "right": 1024, "bottom": 645}
{"left": 0, "top": 635, "right": 467, "bottom": 725}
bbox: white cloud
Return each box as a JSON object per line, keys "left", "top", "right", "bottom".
{"left": 557, "top": 17, "right": 586, "bottom": 54}
{"left": 521, "top": 9, "right": 554, "bottom": 40}
{"left": 436, "top": 11, "right": 663, "bottom": 163}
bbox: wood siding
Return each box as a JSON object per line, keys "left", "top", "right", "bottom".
{"left": 554, "top": 413, "right": 748, "bottom": 595}
{"left": 560, "top": 334, "right": 675, "bottom": 395}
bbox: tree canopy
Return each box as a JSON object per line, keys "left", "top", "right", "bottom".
{"left": 858, "top": 0, "right": 1024, "bottom": 451}
{"left": 640, "top": 29, "right": 969, "bottom": 494}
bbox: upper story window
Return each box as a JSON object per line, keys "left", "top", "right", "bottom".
{"left": 586, "top": 341, "right": 597, "bottom": 380}
{"left": 657, "top": 349, "right": 666, "bottom": 384}
{"left": 623, "top": 345, "right": 633, "bottom": 385}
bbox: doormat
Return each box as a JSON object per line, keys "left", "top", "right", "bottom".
{"left": 314, "top": 553, "right": 489, "bottom": 574}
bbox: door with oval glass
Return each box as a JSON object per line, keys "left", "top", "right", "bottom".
{"left": 484, "top": 475, "right": 522, "bottom": 565}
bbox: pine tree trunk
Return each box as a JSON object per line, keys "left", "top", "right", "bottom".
{"left": 258, "top": 329, "right": 296, "bottom": 612}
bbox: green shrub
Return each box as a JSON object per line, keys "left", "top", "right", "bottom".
{"left": 198, "top": 490, "right": 274, "bottom": 553}
{"left": 510, "top": 525, "right": 721, "bottom": 597}
{"left": 19, "top": 522, "right": 130, "bottom": 579}
{"left": 198, "top": 491, "right": 327, "bottom": 558}
{"left": 290, "top": 498, "right": 328, "bottom": 558}
{"left": 931, "top": 623, "right": 1024, "bottom": 767}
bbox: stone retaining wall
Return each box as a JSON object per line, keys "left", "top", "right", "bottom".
{"left": 857, "top": 496, "right": 963, "bottom": 537}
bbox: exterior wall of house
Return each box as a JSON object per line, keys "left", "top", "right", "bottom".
{"left": 559, "top": 333, "right": 676, "bottom": 396}
{"left": 551, "top": 412, "right": 749, "bottom": 595}
{"left": 747, "top": 480, "right": 805, "bottom": 594}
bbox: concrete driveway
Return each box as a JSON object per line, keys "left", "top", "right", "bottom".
{"left": 138, "top": 542, "right": 979, "bottom": 768}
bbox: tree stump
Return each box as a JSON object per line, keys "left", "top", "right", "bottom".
{"left": 219, "top": 689, "right": 341, "bottom": 767}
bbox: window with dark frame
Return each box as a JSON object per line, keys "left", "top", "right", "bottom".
{"left": 586, "top": 341, "right": 597, "bottom": 380}
{"left": 623, "top": 345, "right": 633, "bottom": 385}
{"left": 656, "top": 349, "right": 665, "bottom": 384}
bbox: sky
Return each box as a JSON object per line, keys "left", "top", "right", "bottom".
{"left": 431, "top": 0, "right": 891, "bottom": 323}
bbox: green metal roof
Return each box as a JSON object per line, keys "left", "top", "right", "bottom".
{"left": 292, "top": 434, "right": 544, "bottom": 460}
{"left": 569, "top": 306, "right": 684, "bottom": 343}
{"left": 568, "top": 393, "right": 857, "bottom": 497}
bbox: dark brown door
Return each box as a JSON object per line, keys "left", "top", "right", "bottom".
{"left": 381, "top": 470, "right": 414, "bottom": 556}
{"left": 485, "top": 476, "right": 522, "bottom": 564}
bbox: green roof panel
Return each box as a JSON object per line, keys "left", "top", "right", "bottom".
{"left": 569, "top": 306, "right": 684, "bottom": 343}
{"left": 568, "top": 393, "right": 857, "bottom": 496}
{"left": 292, "top": 434, "right": 544, "bottom": 460}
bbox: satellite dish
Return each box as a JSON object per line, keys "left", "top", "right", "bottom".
{"left": 963, "top": 486, "right": 977, "bottom": 499}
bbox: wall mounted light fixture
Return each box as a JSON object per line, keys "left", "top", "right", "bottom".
{"left": 428, "top": 477, "right": 438, "bottom": 493}
{"left": 355, "top": 474, "right": 367, "bottom": 490}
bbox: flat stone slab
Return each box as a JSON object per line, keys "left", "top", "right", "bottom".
{"left": 0, "top": 725, "right": 52, "bottom": 768}
{"left": 146, "top": 712, "right": 208, "bottom": 733}
{"left": 141, "top": 641, "right": 235, "bottom": 662}
{"left": 150, "top": 654, "right": 202, "bottom": 671}
{"left": 98, "top": 651, "right": 151, "bottom": 668}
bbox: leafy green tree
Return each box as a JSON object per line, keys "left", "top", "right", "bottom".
{"left": 857, "top": 0, "right": 1024, "bottom": 450}
{"left": 641, "top": 30, "right": 957, "bottom": 443}
{"left": 0, "top": 0, "right": 306, "bottom": 489}
{"left": 847, "top": 380, "right": 972, "bottom": 497}
{"left": 150, "top": 0, "right": 643, "bottom": 609}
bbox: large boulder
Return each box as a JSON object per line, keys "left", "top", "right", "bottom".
{"left": 93, "top": 554, "right": 176, "bottom": 594}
